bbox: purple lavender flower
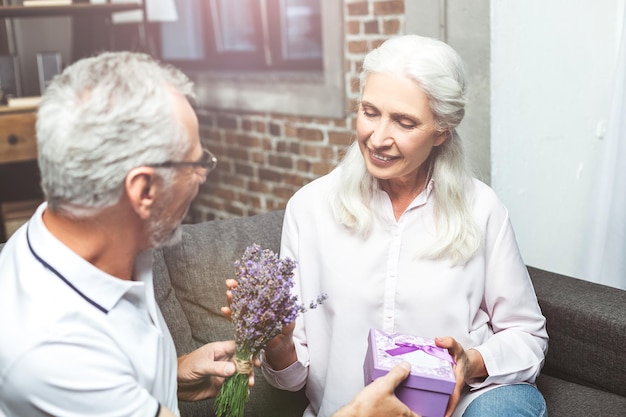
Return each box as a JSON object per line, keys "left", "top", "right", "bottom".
{"left": 215, "top": 244, "right": 327, "bottom": 417}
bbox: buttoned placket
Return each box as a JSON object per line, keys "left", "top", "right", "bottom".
{"left": 379, "top": 182, "right": 432, "bottom": 333}
{"left": 382, "top": 221, "right": 402, "bottom": 332}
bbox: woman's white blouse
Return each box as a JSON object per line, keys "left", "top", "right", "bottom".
{"left": 261, "top": 167, "right": 548, "bottom": 417}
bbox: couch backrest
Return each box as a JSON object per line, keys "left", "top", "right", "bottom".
{"left": 153, "top": 209, "right": 308, "bottom": 417}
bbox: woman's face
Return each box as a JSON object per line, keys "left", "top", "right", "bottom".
{"left": 356, "top": 72, "right": 446, "bottom": 186}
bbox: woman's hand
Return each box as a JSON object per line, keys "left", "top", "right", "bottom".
{"left": 435, "top": 336, "right": 487, "bottom": 417}
{"left": 220, "top": 278, "right": 239, "bottom": 320}
{"left": 221, "top": 279, "right": 297, "bottom": 370}
{"left": 261, "top": 321, "right": 297, "bottom": 370}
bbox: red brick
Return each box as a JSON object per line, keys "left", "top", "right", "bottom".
{"left": 296, "top": 159, "right": 312, "bottom": 172}
{"left": 346, "top": 20, "right": 360, "bottom": 35}
{"left": 371, "top": 38, "right": 386, "bottom": 49}
{"left": 284, "top": 125, "right": 298, "bottom": 138}
{"left": 249, "top": 180, "right": 271, "bottom": 194}
{"left": 350, "top": 76, "right": 360, "bottom": 93}
{"left": 347, "top": 1, "right": 369, "bottom": 16}
{"left": 297, "top": 127, "right": 324, "bottom": 142}
{"left": 328, "top": 131, "right": 354, "bottom": 146}
{"left": 373, "top": 0, "right": 404, "bottom": 15}
{"left": 348, "top": 40, "right": 369, "bottom": 54}
{"left": 383, "top": 18, "right": 401, "bottom": 34}
{"left": 364, "top": 19, "right": 379, "bottom": 34}
{"left": 312, "top": 162, "right": 335, "bottom": 176}
{"left": 258, "top": 168, "right": 283, "bottom": 182}
{"left": 217, "top": 114, "right": 238, "bottom": 129}
{"left": 242, "top": 119, "right": 253, "bottom": 131}
{"left": 269, "top": 122, "right": 281, "bottom": 136}
{"left": 226, "top": 148, "right": 249, "bottom": 160}
{"left": 234, "top": 162, "right": 254, "bottom": 176}
{"left": 269, "top": 154, "right": 294, "bottom": 169}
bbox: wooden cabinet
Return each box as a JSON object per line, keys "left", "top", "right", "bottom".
{"left": 0, "top": 105, "right": 40, "bottom": 241}
{"left": 0, "top": 105, "right": 37, "bottom": 165}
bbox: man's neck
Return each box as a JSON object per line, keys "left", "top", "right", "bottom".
{"left": 42, "top": 207, "right": 146, "bottom": 280}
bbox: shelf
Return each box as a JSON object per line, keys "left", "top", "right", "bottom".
{"left": 0, "top": 3, "right": 142, "bottom": 18}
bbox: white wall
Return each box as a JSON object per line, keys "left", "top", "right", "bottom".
{"left": 491, "top": 0, "right": 623, "bottom": 279}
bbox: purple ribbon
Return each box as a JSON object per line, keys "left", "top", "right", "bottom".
{"left": 385, "top": 342, "right": 456, "bottom": 365}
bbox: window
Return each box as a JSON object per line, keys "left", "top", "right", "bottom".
{"left": 159, "top": 0, "right": 345, "bottom": 118}
{"left": 160, "top": 0, "right": 322, "bottom": 72}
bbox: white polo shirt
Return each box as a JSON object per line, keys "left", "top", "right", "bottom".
{"left": 0, "top": 203, "right": 179, "bottom": 417}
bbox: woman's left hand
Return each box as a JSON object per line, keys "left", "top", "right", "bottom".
{"left": 435, "top": 336, "right": 488, "bottom": 417}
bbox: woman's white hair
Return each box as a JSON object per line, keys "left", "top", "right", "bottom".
{"left": 36, "top": 51, "right": 195, "bottom": 217}
{"left": 331, "top": 35, "right": 481, "bottom": 266}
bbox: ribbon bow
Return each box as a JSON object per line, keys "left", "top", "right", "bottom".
{"left": 385, "top": 342, "right": 456, "bottom": 365}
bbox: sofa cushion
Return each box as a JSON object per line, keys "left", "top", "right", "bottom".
{"left": 536, "top": 374, "right": 626, "bottom": 416}
{"left": 529, "top": 267, "right": 626, "bottom": 398}
{"left": 153, "top": 248, "right": 197, "bottom": 358}
{"left": 154, "top": 210, "right": 308, "bottom": 417}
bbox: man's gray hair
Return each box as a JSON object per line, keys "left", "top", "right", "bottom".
{"left": 36, "top": 51, "right": 195, "bottom": 215}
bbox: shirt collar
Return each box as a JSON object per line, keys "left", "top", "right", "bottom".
{"left": 373, "top": 178, "right": 435, "bottom": 207}
{"left": 27, "top": 202, "right": 153, "bottom": 314}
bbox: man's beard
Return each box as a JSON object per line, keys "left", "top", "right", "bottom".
{"left": 150, "top": 219, "right": 183, "bottom": 248}
{"left": 148, "top": 197, "right": 186, "bottom": 248}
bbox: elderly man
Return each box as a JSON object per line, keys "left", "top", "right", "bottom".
{"left": 0, "top": 51, "right": 417, "bottom": 417}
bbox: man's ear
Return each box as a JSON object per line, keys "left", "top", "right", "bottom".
{"left": 125, "top": 166, "right": 158, "bottom": 220}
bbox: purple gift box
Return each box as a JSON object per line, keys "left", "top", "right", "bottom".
{"left": 363, "top": 329, "right": 456, "bottom": 417}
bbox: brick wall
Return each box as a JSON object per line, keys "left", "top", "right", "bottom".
{"left": 190, "top": 0, "right": 406, "bottom": 222}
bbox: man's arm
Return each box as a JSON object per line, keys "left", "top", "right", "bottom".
{"left": 333, "top": 362, "right": 420, "bottom": 417}
{"left": 158, "top": 405, "right": 178, "bottom": 417}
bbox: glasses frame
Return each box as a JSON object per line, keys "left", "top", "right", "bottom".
{"left": 147, "top": 148, "right": 218, "bottom": 173}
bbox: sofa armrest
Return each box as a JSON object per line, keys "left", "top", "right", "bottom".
{"left": 528, "top": 266, "right": 626, "bottom": 397}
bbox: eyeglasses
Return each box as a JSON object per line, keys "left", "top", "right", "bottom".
{"left": 148, "top": 148, "right": 218, "bottom": 173}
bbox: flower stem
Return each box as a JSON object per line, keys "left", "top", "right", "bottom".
{"left": 215, "top": 352, "right": 252, "bottom": 417}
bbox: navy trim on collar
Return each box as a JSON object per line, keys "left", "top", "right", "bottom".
{"left": 26, "top": 222, "right": 108, "bottom": 314}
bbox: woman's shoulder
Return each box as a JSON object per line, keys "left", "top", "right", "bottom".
{"left": 288, "top": 167, "right": 342, "bottom": 205}
{"left": 467, "top": 177, "right": 508, "bottom": 211}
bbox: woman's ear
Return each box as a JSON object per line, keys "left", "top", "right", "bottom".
{"left": 125, "top": 166, "right": 158, "bottom": 220}
{"left": 434, "top": 130, "right": 449, "bottom": 147}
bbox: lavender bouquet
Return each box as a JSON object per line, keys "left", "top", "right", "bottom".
{"left": 215, "top": 244, "right": 327, "bottom": 417}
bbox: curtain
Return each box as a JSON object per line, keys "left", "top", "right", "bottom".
{"left": 583, "top": 6, "right": 626, "bottom": 290}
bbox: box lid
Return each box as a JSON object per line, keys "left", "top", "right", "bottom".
{"left": 366, "top": 328, "right": 456, "bottom": 394}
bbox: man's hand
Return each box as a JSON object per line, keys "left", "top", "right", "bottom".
{"left": 333, "top": 362, "right": 420, "bottom": 417}
{"left": 435, "top": 336, "right": 487, "bottom": 417}
{"left": 177, "top": 340, "right": 255, "bottom": 401}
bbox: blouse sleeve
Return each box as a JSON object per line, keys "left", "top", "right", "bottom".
{"left": 470, "top": 201, "right": 548, "bottom": 388}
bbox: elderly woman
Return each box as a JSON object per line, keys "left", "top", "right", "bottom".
{"left": 259, "top": 35, "right": 548, "bottom": 417}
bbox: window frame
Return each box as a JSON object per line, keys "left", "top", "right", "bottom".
{"left": 187, "top": 0, "right": 345, "bottom": 118}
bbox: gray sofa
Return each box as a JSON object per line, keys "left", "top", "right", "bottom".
{"left": 2, "top": 210, "right": 625, "bottom": 416}
{"left": 153, "top": 210, "right": 626, "bottom": 417}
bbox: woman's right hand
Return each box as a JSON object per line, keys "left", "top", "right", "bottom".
{"left": 261, "top": 321, "right": 297, "bottom": 370}
{"left": 221, "top": 279, "right": 298, "bottom": 370}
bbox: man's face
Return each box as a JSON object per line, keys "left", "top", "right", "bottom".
{"left": 149, "top": 92, "right": 208, "bottom": 248}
